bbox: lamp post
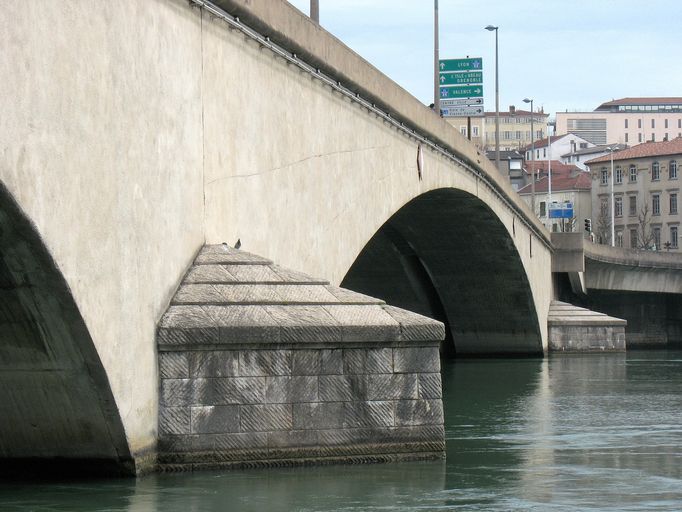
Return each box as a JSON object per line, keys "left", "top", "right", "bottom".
{"left": 523, "top": 97, "right": 535, "bottom": 213}
{"left": 310, "top": 0, "right": 319, "bottom": 23}
{"left": 434, "top": 0, "right": 440, "bottom": 115}
{"left": 485, "top": 25, "right": 499, "bottom": 172}
{"left": 609, "top": 146, "right": 616, "bottom": 246}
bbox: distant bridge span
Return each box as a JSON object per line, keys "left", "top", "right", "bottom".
{"left": 0, "top": 0, "right": 552, "bottom": 472}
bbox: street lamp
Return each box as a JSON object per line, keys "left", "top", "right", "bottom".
{"left": 609, "top": 145, "right": 616, "bottom": 246}
{"left": 523, "top": 97, "right": 535, "bottom": 213}
{"left": 485, "top": 25, "right": 499, "bottom": 172}
{"left": 434, "top": 1, "right": 440, "bottom": 115}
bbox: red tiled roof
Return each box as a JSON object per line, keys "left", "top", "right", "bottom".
{"left": 585, "top": 137, "right": 682, "bottom": 165}
{"left": 520, "top": 134, "right": 568, "bottom": 151}
{"left": 517, "top": 171, "right": 592, "bottom": 194}
{"left": 524, "top": 160, "right": 580, "bottom": 175}
{"left": 484, "top": 109, "right": 548, "bottom": 117}
{"left": 596, "top": 97, "right": 682, "bottom": 109}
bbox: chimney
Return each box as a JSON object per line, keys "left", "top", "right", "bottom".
{"left": 509, "top": 105, "right": 516, "bottom": 115}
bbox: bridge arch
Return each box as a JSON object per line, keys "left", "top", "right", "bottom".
{"left": 341, "top": 188, "right": 543, "bottom": 355}
{"left": 0, "top": 182, "right": 133, "bottom": 476}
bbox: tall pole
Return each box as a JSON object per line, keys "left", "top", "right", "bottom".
{"left": 434, "top": 0, "right": 440, "bottom": 115}
{"left": 548, "top": 139, "right": 552, "bottom": 221}
{"left": 310, "top": 0, "right": 319, "bottom": 23}
{"left": 610, "top": 147, "right": 615, "bottom": 246}
{"left": 524, "top": 98, "right": 535, "bottom": 213}
{"left": 485, "top": 26, "right": 500, "bottom": 171}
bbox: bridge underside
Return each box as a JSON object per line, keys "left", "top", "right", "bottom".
{"left": 0, "top": 184, "right": 133, "bottom": 477}
{"left": 342, "top": 189, "right": 543, "bottom": 356}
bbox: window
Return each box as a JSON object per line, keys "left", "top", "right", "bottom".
{"left": 630, "top": 228, "right": 638, "bottom": 248}
{"left": 679, "top": 119, "right": 682, "bottom": 129}
{"left": 536, "top": 149, "right": 540, "bottom": 159}
{"left": 671, "top": 160, "right": 678, "bottom": 179}
{"left": 652, "top": 161, "right": 660, "bottom": 180}
{"left": 580, "top": 142, "right": 588, "bottom": 149}
{"left": 600, "top": 168, "right": 608, "bottom": 185}
{"left": 638, "top": 133, "right": 643, "bottom": 143}
{"left": 652, "top": 119, "right": 656, "bottom": 128}
{"left": 615, "top": 166, "right": 623, "bottom": 184}
{"left": 460, "top": 126, "right": 467, "bottom": 136}
{"left": 472, "top": 126, "right": 479, "bottom": 137}
{"left": 616, "top": 231, "right": 624, "bottom": 247}
{"left": 665, "top": 119, "right": 669, "bottom": 128}
{"left": 629, "top": 195, "right": 637, "bottom": 216}
{"left": 654, "top": 227, "right": 661, "bottom": 249}
{"left": 630, "top": 165, "right": 637, "bottom": 182}
{"left": 671, "top": 193, "right": 678, "bottom": 214}
{"left": 638, "top": 119, "right": 642, "bottom": 128}
{"left": 625, "top": 133, "right": 629, "bottom": 143}
{"left": 625, "top": 119, "right": 629, "bottom": 128}
{"left": 515, "top": 130, "right": 521, "bottom": 139}
{"left": 615, "top": 196, "right": 623, "bottom": 217}
{"left": 652, "top": 133, "right": 656, "bottom": 142}
{"left": 503, "top": 131, "right": 511, "bottom": 140}
{"left": 653, "top": 194, "right": 661, "bottom": 215}
{"left": 543, "top": 148, "right": 546, "bottom": 158}
{"left": 540, "top": 201, "right": 546, "bottom": 217}
{"left": 671, "top": 226, "right": 679, "bottom": 249}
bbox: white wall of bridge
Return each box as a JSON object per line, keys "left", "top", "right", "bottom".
{"left": 0, "top": 0, "right": 552, "bottom": 468}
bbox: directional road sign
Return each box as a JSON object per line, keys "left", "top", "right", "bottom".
{"left": 441, "top": 98, "right": 484, "bottom": 107}
{"left": 549, "top": 202, "right": 574, "bottom": 219}
{"left": 439, "top": 58, "right": 483, "bottom": 73}
{"left": 439, "top": 71, "right": 483, "bottom": 87}
{"left": 442, "top": 106, "right": 484, "bottom": 118}
{"left": 440, "top": 85, "right": 483, "bottom": 99}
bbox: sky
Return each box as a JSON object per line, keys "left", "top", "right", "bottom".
{"left": 286, "top": 0, "right": 682, "bottom": 120}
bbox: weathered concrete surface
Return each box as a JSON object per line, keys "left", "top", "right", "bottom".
{"left": 158, "top": 245, "right": 445, "bottom": 470}
{"left": 0, "top": 0, "right": 553, "bottom": 472}
{"left": 551, "top": 233, "right": 586, "bottom": 273}
{"left": 548, "top": 301, "right": 626, "bottom": 352}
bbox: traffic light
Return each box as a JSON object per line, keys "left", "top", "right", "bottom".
{"left": 584, "top": 218, "right": 592, "bottom": 233}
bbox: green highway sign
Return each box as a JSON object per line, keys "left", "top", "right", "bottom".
{"left": 439, "top": 58, "right": 483, "bottom": 73}
{"left": 440, "top": 85, "right": 483, "bottom": 99}
{"left": 439, "top": 71, "right": 483, "bottom": 86}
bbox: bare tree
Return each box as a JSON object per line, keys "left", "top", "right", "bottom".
{"left": 636, "top": 202, "right": 656, "bottom": 250}
{"left": 595, "top": 200, "right": 611, "bottom": 245}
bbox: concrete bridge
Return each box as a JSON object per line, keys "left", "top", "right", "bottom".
{"left": 0, "top": 0, "right": 553, "bottom": 474}
{"left": 553, "top": 234, "right": 682, "bottom": 347}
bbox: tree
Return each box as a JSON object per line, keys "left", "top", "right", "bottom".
{"left": 595, "top": 200, "right": 611, "bottom": 245}
{"left": 636, "top": 202, "right": 656, "bottom": 250}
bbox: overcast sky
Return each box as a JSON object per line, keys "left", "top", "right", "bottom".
{"left": 286, "top": 0, "right": 682, "bottom": 119}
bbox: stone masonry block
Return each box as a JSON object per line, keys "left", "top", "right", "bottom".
{"left": 393, "top": 347, "right": 440, "bottom": 373}
{"left": 191, "top": 405, "right": 240, "bottom": 434}
{"left": 367, "top": 374, "right": 418, "bottom": 400}
{"left": 159, "top": 352, "right": 189, "bottom": 379}
{"left": 343, "top": 401, "right": 394, "bottom": 428}
{"left": 323, "top": 305, "right": 401, "bottom": 342}
{"left": 190, "top": 351, "right": 238, "bottom": 378}
{"left": 320, "top": 349, "right": 343, "bottom": 374}
{"left": 239, "top": 350, "right": 292, "bottom": 377}
{"left": 293, "top": 402, "right": 345, "bottom": 430}
{"left": 266, "top": 376, "right": 318, "bottom": 403}
{"left": 382, "top": 305, "right": 445, "bottom": 341}
{"left": 160, "top": 379, "right": 203, "bottom": 407}
{"left": 209, "top": 377, "right": 266, "bottom": 405}
{"left": 240, "top": 404, "right": 293, "bottom": 432}
{"left": 395, "top": 399, "right": 444, "bottom": 427}
{"left": 184, "top": 264, "right": 237, "bottom": 284}
{"left": 343, "top": 348, "right": 393, "bottom": 375}
{"left": 267, "top": 430, "right": 319, "bottom": 449}
{"left": 318, "top": 375, "right": 368, "bottom": 402}
{"left": 292, "top": 350, "right": 321, "bottom": 375}
{"left": 418, "top": 373, "right": 443, "bottom": 399}
{"left": 159, "top": 407, "right": 190, "bottom": 435}
{"left": 263, "top": 305, "right": 342, "bottom": 342}
{"left": 157, "top": 327, "right": 219, "bottom": 347}
{"left": 192, "top": 432, "right": 269, "bottom": 454}
{"left": 206, "top": 305, "right": 280, "bottom": 344}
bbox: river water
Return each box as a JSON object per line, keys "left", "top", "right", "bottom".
{"left": 2, "top": 351, "right": 682, "bottom": 511}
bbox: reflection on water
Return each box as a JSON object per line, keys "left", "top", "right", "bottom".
{"left": 2, "top": 351, "right": 682, "bottom": 511}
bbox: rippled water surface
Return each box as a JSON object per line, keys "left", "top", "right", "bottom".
{"left": 3, "top": 351, "right": 682, "bottom": 511}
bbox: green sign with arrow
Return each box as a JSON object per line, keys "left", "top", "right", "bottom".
{"left": 439, "top": 71, "right": 483, "bottom": 86}
{"left": 439, "top": 85, "right": 483, "bottom": 99}
{"left": 439, "top": 58, "right": 483, "bottom": 73}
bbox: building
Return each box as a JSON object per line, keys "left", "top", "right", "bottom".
{"left": 445, "top": 106, "right": 548, "bottom": 152}
{"left": 517, "top": 163, "right": 591, "bottom": 233}
{"left": 556, "top": 97, "right": 682, "bottom": 146}
{"left": 522, "top": 133, "right": 594, "bottom": 162}
{"left": 585, "top": 137, "right": 682, "bottom": 251}
{"left": 485, "top": 149, "right": 525, "bottom": 190}
{"left": 561, "top": 144, "right": 628, "bottom": 171}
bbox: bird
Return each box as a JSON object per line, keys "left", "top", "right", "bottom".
{"left": 234, "top": 239, "right": 241, "bottom": 250}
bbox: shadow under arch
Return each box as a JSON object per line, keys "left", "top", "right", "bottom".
{"left": 341, "top": 188, "right": 543, "bottom": 356}
{"left": 0, "top": 182, "right": 133, "bottom": 477}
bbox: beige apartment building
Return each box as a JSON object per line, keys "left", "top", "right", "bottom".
{"left": 445, "top": 106, "right": 548, "bottom": 152}
{"left": 556, "top": 97, "right": 682, "bottom": 146}
{"left": 585, "top": 138, "right": 682, "bottom": 251}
